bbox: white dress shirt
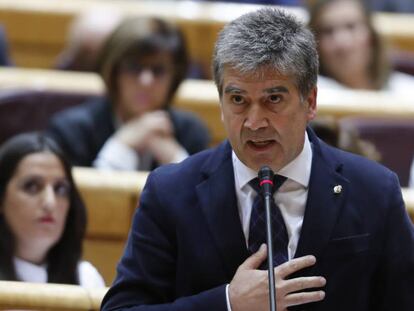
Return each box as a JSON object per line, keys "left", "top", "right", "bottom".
{"left": 226, "top": 132, "right": 313, "bottom": 310}
{"left": 14, "top": 257, "right": 106, "bottom": 288}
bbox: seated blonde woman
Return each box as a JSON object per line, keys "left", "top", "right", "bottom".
{"left": 0, "top": 132, "right": 105, "bottom": 287}
{"left": 308, "top": 0, "right": 414, "bottom": 94}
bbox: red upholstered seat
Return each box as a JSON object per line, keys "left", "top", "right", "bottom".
{"left": 0, "top": 90, "right": 99, "bottom": 145}
{"left": 338, "top": 117, "right": 414, "bottom": 187}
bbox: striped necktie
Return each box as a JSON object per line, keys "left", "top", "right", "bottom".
{"left": 248, "top": 175, "right": 288, "bottom": 268}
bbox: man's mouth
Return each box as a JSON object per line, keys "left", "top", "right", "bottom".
{"left": 247, "top": 139, "right": 276, "bottom": 149}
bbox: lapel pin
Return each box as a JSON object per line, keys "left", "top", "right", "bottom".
{"left": 333, "top": 185, "right": 342, "bottom": 194}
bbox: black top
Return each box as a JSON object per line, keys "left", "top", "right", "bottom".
{"left": 46, "top": 97, "right": 211, "bottom": 168}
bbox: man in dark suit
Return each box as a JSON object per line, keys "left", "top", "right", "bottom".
{"left": 101, "top": 8, "right": 414, "bottom": 311}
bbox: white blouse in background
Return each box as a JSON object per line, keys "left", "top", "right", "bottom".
{"left": 317, "top": 71, "right": 414, "bottom": 96}
{"left": 13, "top": 257, "right": 106, "bottom": 288}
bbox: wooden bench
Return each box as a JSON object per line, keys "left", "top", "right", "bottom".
{"left": 0, "top": 280, "right": 108, "bottom": 311}
{"left": 0, "top": 0, "right": 413, "bottom": 74}
{"left": 73, "top": 167, "right": 147, "bottom": 285}
{"left": 1, "top": 67, "right": 414, "bottom": 146}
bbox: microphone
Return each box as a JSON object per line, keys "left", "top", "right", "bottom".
{"left": 258, "top": 166, "right": 274, "bottom": 196}
{"left": 258, "top": 165, "right": 277, "bottom": 311}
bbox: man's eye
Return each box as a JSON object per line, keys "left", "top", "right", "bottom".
{"left": 268, "top": 94, "right": 281, "bottom": 104}
{"left": 231, "top": 95, "right": 244, "bottom": 105}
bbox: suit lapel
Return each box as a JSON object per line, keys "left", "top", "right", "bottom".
{"left": 295, "top": 131, "right": 349, "bottom": 259}
{"left": 196, "top": 142, "right": 249, "bottom": 279}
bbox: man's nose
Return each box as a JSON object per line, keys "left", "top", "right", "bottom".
{"left": 243, "top": 104, "right": 269, "bottom": 131}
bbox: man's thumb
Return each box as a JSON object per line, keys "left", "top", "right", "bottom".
{"left": 241, "top": 244, "right": 267, "bottom": 270}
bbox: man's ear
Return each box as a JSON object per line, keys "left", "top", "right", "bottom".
{"left": 306, "top": 86, "right": 317, "bottom": 121}
{"left": 219, "top": 96, "right": 224, "bottom": 122}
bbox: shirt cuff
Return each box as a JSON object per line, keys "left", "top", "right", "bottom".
{"left": 93, "top": 137, "right": 139, "bottom": 170}
{"left": 225, "top": 284, "right": 232, "bottom": 311}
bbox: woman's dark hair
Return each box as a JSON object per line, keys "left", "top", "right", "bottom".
{"left": 98, "top": 16, "right": 188, "bottom": 107}
{"left": 308, "top": 0, "right": 390, "bottom": 89}
{"left": 0, "top": 132, "right": 86, "bottom": 284}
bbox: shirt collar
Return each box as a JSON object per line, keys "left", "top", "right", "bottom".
{"left": 233, "top": 131, "right": 313, "bottom": 190}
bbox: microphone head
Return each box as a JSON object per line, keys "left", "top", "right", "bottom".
{"left": 258, "top": 166, "right": 274, "bottom": 183}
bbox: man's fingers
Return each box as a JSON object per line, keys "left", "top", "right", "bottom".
{"left": 284, "top": 290, "right": 325, "bottom": 307}
{"left": 282, "top": 276, "right": 326, "bottom": 294}
{"left": 276, "top": 255, "right": 317, "bottom": 278}
{"left": 240, "top": 244, "right": 267, "bottom": 270}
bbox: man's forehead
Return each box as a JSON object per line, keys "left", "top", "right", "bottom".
{"left": 223, "top": 66, "right": 292, "bottom": 83}
{"left": 222, "top": 66, "right": 295, "bottom": 92}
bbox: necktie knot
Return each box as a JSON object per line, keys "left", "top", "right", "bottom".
{"left": 249, "top": 174, "right": 287, "bottom": 195}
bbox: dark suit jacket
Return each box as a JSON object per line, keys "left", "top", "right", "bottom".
{"left": 101, "top": 128, "right": 414, "bottom": 311}
{"left": 46, "top": 97, "right": 210, "bottom": 167}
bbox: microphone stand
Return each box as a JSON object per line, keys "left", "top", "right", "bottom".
{"left": 264, "top": 190, "right": 277, "bottom": 311}
{"left": 259, "top": 166, "right": 277, "bottom": 311}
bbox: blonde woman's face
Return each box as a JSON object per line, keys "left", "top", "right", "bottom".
{"left": 2, "top": 152, "right": 70, "bottom": 259}
{"left": 316, "top": 0, "right": 372, "bottom": 81}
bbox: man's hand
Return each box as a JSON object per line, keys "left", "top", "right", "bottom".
{"left": 229, "top": 244, "right": 326, "bottom": 311}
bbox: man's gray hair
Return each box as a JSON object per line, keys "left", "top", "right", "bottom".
{"left": 213, "top": 8, "right": 318, "bottom": 99}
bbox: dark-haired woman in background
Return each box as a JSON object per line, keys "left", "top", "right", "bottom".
{"left": 47, "top": 17, "right": 210, "bottom": 171}
{"left": 0, "top": 132, "right": 105, "bottom": 287}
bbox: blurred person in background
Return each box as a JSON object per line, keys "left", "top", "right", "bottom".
{"left": 55, "top": 8, "right": 122, "bottom": 72}
{"left": 0, "top": 132, "right": 105, "bottom": 287}
{"left": 47, "top": 17, "right": 210, "bottom": 171}
{"left": 308, "top": 0, "right": 414, "bottom": 94}
{"left": 0, "top": 25, "right": 13, "bottom": 66}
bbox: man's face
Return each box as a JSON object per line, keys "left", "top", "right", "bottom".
{"left": 220, "top": 67, "right": 317, "bottom": 172}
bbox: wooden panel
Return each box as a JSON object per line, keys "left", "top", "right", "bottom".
{"left": 0, "top": 0, "right": 413, "bottom": 71}
{"left": 83, "top": 239, "right": 126, "bottom": 286}
{"left": 0, "top": 280, "right": 107, "bottom": 311}
{"left": 73, "top": 167, "right": 147, "bottom": 285}
{"left": 73, "top": 167, "right": 146, "bottom": 238}
{"left": 402, "top": 188, "right": 414, "bottom": 223}
{"left": 1, "top": 67, "right": 414, "bottom": 146}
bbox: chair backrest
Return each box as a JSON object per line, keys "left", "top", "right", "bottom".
{"left": 0, "top": 89, "right": 100, "bottom": 145}
{"left": 338, "top": 117, "right": 414, "bottom": 187}
{"left": 73, "top": 167, "right": 148, "bottom": 285}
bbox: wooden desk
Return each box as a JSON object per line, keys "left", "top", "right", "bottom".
{"left": 1, "top": 67, "right": 414, "bottom": 146}
{"left": 73, "top": 167, "right": 147, "bottom": 285}
{"left": 0, "top": 0, "right": 413, "bottom": 74}
{"left": 402, "top": 188, "right": 414, "bottom": 223}
{"left": 0, "top": 280, "right": 107, "bottom": 311}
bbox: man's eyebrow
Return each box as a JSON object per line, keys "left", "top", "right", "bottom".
{"left": 224, "top": 85, "right": 246, "bottom": 94}
{"left": 264, "top": 86, "right": 289, "bottom": 94}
